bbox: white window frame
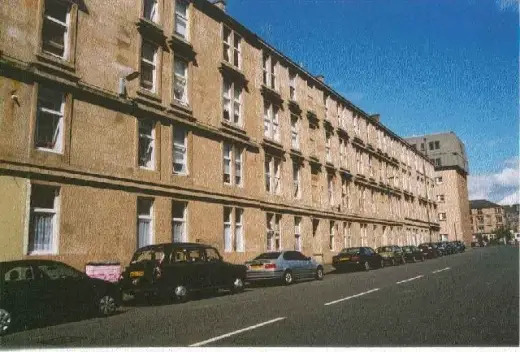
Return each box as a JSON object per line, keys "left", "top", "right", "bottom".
{"left": 263, "top": 101, "right": 280, "bottom": 141}
{"left": 173, "top": 126, "right": 188, "bottom": 175}
{"left": 28, "top": 184, "right": 60, "bottom": 255}
{"left": 172, "top": 201, "right": 187, "bottom": 242}
{"left": 293, "top": 162, "right": 301, "bottom": 199}
{"left": 138, "top": 119, "right": 155, "bottom": 170}
{"left": 339, "top": 138, "right": 345, "bottom": 168}
{"left": 42, "top": 0, "right": 71, "bottom": 59}
{"left": 439, "top": 212, "right": 447, "bottom": 221}
{"left": 143, "top": 0, "right": 159, "bottom": 23}
{"left": 265, "top": 155, "right": 281, "bottom": 194}
{"left": 266, "top": 213, "right": 282, "bottom": 251}
{"left": 223, "top": 26, "right": 241, "bottom": 68}
{"left": 223, "top": 142, "right": 243, "bottom": 186}
{"left": 343, "top": 222, "right": 352, "bottom": 248}
{"left": 327, "top": 173, "right": 334, "bottom": 206}
{"left": 289, "top": 70, "right": 297, "bottom": 101}
{"left": 325, "top": 132, "right": 332, "bottom": 163}
{"left": 174, "top": 0, "right": 189, "bottom": 40}
{"left": 263, "top": 53, "right": 277, "bottom": 90}
{"left": 35, "top": 87, "right": 65, "bottom": 153}
{"left": 294, "top": 216, "right": 302, "bottom": 251}
{"left": 140, "top": 41, "right": 158, "bottom": 92}
{"left": 222, "top": 78, "right": 242, "bottom": 126}
{"left": 290, "top": 114, "right": 300, "bottom": 150}
{"left": 173, "top": 57, "right": 189, "bottom": 105}
{"left": 329, "top": 221, "right": 335, "bottom": 251}
{"left": 137, "top": 198, "right": 154, "bottom": 249}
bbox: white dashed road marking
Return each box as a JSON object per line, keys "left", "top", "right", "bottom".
{"left": 189, "top": 317, "right": 286, "bottom": 347}
{"left": 432, "top": 267, "right": 451, "bottom": 274}
{"left": 324, "top": 288, "right": 381, "bottom": 306}
{"left": 396, "top": 275, "right": 424, "bottom": 284}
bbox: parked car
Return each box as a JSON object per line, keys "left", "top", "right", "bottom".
{"left": 418, "top": 243, "right": 440, "bottom": 259}
{"left": 119, "top": 243, "right": 246, "bottom": 303}
{"left": 401, "top": 245, "right": 425, "bottom": 263}
{"left": 0, "top": 259, "right": 121, "bottom": 335}
{"left": 376, "top": 245, "right": 406, "bottom": 265}
{"left": 471, "top": 241, "right": 480, "bottom": 247}
{"left": 435, "top": 242, "right": 447, "bottom": 256}
{"left": 443, "top": 242, "right": 457, "bottom": 255}
{"left": 452, "top": 240, "right": 466, "bottom": 252}
{"left": 332, "top": 247, "right": 385, "bottom": 272}
{"left": 245, "top": 251, "right": 324, "bottom": 285}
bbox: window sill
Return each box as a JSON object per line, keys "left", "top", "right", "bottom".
{"left": 219, "top": 61, "right": 248, "bottom": 85}
{"left": 34, "top": 52, "right": 79, "bottom": 81}
{"left": 139, "top": 166, "right": 156, "bottom": 171}
{"left": 168, "top": 35, "right": 196, "bottom": 61}
{"left": 27, "top": 251, "right": 58, "bottom": 256}
{"left": 136, "top": 18, "right": 166, "bottom": 43}
{"left": 169, "top": 101, "right": 193, "bottom": 118}
{"left": 261, "top": 85, "right": 283, "bottom": 105}
{"left": 173, "top": 172, "right": 189, "bottom": 177}
{"left": 261, "top": 138, "right": 284, "bottom": 154}
{"left": 136, "top": 89, "right": 164, "bottom": 110}
{"left": 288, "top": 99, "right": 302, "bottom": 114}
{"left": 35, "top": 147, "right": 63, "bottom": 155}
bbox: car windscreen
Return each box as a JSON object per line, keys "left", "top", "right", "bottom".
{"left": 402, "top": 246, "right": 411, "bottom": 252}
{"left": 377, "top": 246, "right": 393, "bottom": 253}
{"left": 131, "top": 249, "right": 165, "bottom": 263}
{"left": 341, "top": 247, "right": 360, "bottom": 255}
{"left": 254, "top": 252, "right": 281, "bottom": 260}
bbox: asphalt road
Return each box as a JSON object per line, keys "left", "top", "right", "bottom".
{"left": 1, "top": 246, "right": 518, "bottom": 348}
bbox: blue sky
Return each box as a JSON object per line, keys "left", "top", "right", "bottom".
{"left": 226, "top": 0, "right": 519, "bottom": 204}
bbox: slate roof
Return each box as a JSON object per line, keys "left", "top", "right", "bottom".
{"left": 470, "top": 199, "right": 501, "bottom": 209}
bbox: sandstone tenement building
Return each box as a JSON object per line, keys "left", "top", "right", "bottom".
{"left": 0, "top": 0, "right": 439, "bottom": 269}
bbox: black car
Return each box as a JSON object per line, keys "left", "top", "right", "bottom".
{"left": 452, "top": 241, "right": 466, "bottom": 252}
{"left": 0, "top": 259, "right": 120, "bottom": 335}
{"left": 332, "top": 247, "right": 385, "bottom": 272}
{"left": 443, "top": 242, "right": 458, "bottom": 255}
{"left": 435, "top": 242, "right": 447, "bottom": 256}
{"left": 119, "top": 243, "right": 247, "bottom": 303}
{"left": 418, "top": 243, "right": 440, "bottom": 259}
{"left": 401, "top": 245, "right": 425, "bottom": 263}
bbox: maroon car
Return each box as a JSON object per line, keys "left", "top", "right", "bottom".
{"left": 332, "top": 247, "right": 385, "bottom": 272}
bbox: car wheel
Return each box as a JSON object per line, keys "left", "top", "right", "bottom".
{"left": 283, "top": 270, "right": 293, "bottom": 285}
{"left": 364, "top": 262, "right": 370, "bottom": 271}
{"left": 98, "top": 294, "right": 118, "bottom": 316}
{"left": 412, "top": 256, "right": 417, "bottom": 263}
{"left": 315, "top": 266, "right": 324, "bottom": 280}
{"left": 231, "top": 277, "right": 245, "bottom": 293}
{"left": 173, "top": 285, "right": 189, "bottom": 303}
{"left": 0, "top": 308, "right": 12, "bottom": 336}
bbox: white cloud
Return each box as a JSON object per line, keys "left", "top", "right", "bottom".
{"left": 496, "top": 0, "right": 519, "bottom": 11}
{"left": 468, "top": 156, "right": 520, "bottom": 205}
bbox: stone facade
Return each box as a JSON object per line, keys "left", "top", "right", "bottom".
{"left": 0, "top": 0, "right": 439, "bottom": 270}
{"left": 470, "top": 200, "right": 506, "bottom": 235}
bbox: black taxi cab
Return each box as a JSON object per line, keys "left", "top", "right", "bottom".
{"left": 119, "top": 243, "right": 247, "bottom": 302}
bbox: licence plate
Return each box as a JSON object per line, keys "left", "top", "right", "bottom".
{"left": 130, "top": 271, "right": 144, "bottom": 278}
{"left": 340, "top": 257, "right": 350, "bottom": 261}
{"left": 250, "top": 265, "right": 264, "bottom": 271}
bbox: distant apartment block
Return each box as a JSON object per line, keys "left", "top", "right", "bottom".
{"left": 470, "top": 200, "right": 506, "bottom": 235}
{"left": 405, "top": 132, "right": 472, "bottom": 244}
{"left": 503, "top": 204, "right": 520, "bottom": 233}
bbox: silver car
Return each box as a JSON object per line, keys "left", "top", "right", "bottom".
{"left": 245, "top": 251, "right": 324, "bottom": 285}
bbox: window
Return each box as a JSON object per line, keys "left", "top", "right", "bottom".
{"left": 324, "top": 95, "right": 329, "bottom": 120}
{"left": 4, "top": 265, "right": 35, "bottom": 282}
{"left": 263, "top": 53, "right": 277, "bottom": 90}
{"left": 143, "top": 0, "right": 159, "bottom": 22}
{"left": 222, "top": 78, "right": 242, "bottom": 126}
{"left": 325, "top": 132, "right": 332, "bottom": 163}
{"left": 439, "top": 212, "right": 447, "bottom": 221}
{"left": 309, "top": 123, "right": 318, "bottom": 156}
{"left": 436, "top": 194, "right": 445, "bottom": 203}
{"left": 329, "top": 221, "right": 335, "bottom": 251}
{"left": 432, "top": 158, "right": 442, "bottom": 167}
{"left": 289, "top": 71, "right": 297, "bottom": 100}
{"left": 35, "top": 86, "right": 64, "bottom": 153}
{"left": 173, "top": 126, "right": 188, "bottom": 175}
{"left": 28, "top": 184, "right": 60, "bottom": 254}
{"left": 205, "top": 248, "right": 221, "bottom": 262}
{"left": 263, "top": 101, "right": 280, "bottom": 141}
{"left": 174, "top": 0, "right": 189, "bottom": 40}
{"left": 37, "top": 262, "right": 81, "bottom": 280}
{"left": 294, "top": 217, "right": 302, "bottom": 251}
{"left": 311, "top": 166, "right": 320, "bottom": 206}
{"left": 266, "top": 213, "right": 281, "bottom": 251}
{"left": 290, "top": 114, "right": 300, "bottom": 149}
{"left": 265, "top": 155, "right": 281, "bottom": 194}
{"left": 293, "top": 162, "right": 301, "bottom": 198}
{"left": 42, "top": 0, "right": 70, "bottom": 59}
{"left": 339, "top": 138, "right": 346, "bottom": 168}
{"left": 223, "top": 142, "right": 243, "bottom": 186}
{"left": 173, "top": 57, "right": 188, "bottom": 105}
{"left": 368, "top": 155, "right": 373, "bottom": 177}
{"left": 435, "top": 176, "right": 443, "bottom": 184}
{"left": 140, "top": 41, "right": 158, "bottom": 92}
{"left": 341, "top": 178, "right": 350, "bottom": 210}
{"left": 138, "top": 119, "right": 155, "bottom": 169}
{"left": 223, "top": 26, "right": 241, "bottom": 68}
{"left": 327, "top": 173, "right": 334, "bottom": 206}
{"left": 172, "top": 201, "right": 187, "bottom": 242}
{"left": 137, "top": 198, "right": 154, "bottom": 248}
{"left": 343, "top": 222, "right": 351, "bottom": 248}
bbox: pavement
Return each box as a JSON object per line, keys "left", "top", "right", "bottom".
{"left": 0, "top": 246, "right": 518, "bottom": 348}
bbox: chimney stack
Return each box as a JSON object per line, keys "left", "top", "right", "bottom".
{"left": 212, "top": 0, "right": 226, "bottom": 11}
{"left": 316, "top": 75, "right": 325, "bottom": 83}
{"left": 370, "top": 114, "right": 380, "bottom": 123}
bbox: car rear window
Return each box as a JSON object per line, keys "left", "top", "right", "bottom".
{"left": 254, "top": 252, "right": 281, "bottom": 260}
{"left": 132, "top": 249, "right": 165, "bottom": 264}
{"left": 377, "top": 246, "right": 393, "bottom": 253}
{"left": 341, "top": 247, "right": 360, "bottom": 254}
